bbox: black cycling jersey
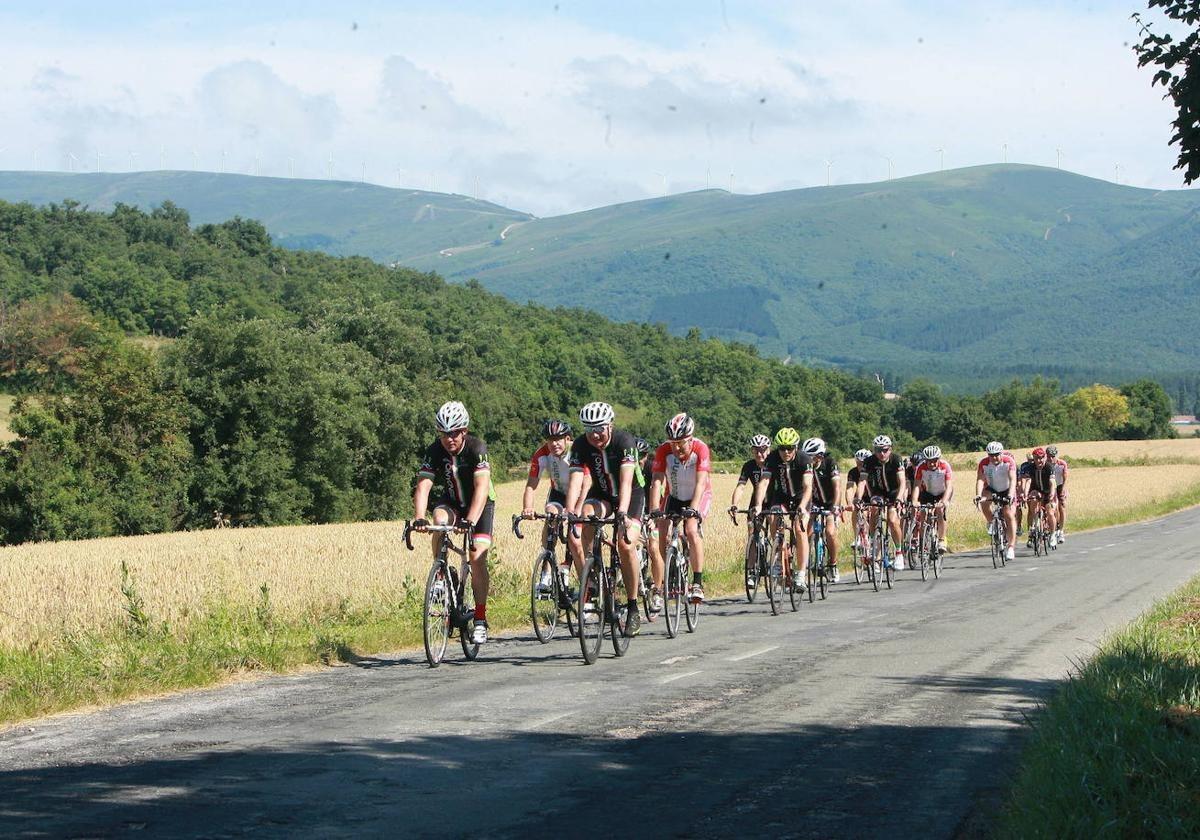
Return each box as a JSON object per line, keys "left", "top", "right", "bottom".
{"left": 904, "top": 462, "right": 917, "bottom": 487}
{"left": 639, "top": 452, "right": 655, "bottom": 515}
{"left": 763, "top": 450, "right": 810, "bottom": 502}
{"left": 809, "top": 456, "right": 840, "bottom": 508}
{"left": 738, "top": 458, "right": 769, "bottom": 486}
{"left": 569, "top": 428, "right": 644, "bottom": 500}
{"left": 418, "top": 435, "right": 496, "bottom": 511}
{"left": 847, "top": 465, "right": 863, "bottom": 487}
{"left": 863, "top": 452, "right": 904, "bottom": 497}
{"left": 1025, "top": 462, "right": 1056, "bottom": 495}
{"left": 1017, "top": 461, "right": 1033, "bottom": 480}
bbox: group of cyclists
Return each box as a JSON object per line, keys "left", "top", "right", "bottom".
{"left": 408, "top": 400, "right": 1069, "bottom": 648}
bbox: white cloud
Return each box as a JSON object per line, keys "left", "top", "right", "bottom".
{"left": 198, "top": 60, "right": 339, "bottom": 143}
{"left": 377, "top": 55, "right": 499, "bottom": 132}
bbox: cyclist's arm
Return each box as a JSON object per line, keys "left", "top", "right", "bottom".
{"left": 616, "top": 463, "right": 634, "bottom": 516}
{"left": 800, "top": 473, "right": 813, "bottom": 520}
{"left": 413, "top": 476, "right": 434, "bottom": 521}
{"left": 751, "top": 476, "right": 769, "bottom": 510}
{"left": 909, "top": 469, "right": 921, "bottom": 506}
{"left": 974, "top": 463, "right": 986, "bottom": 499}
{"left": 521, "top": 473, "right": 540, "bottom": 515}
{"left": 565, "top": 469, "right": 586, "bottom": 515}
{"left": 466, "top": 469, "right": 490, "bottom": 528}
{"left": 731, "top": 479, "right": 746, "bottom": 510}
{"left": 943, "top": 477, "right": 954, "bottom": 505}
{"left": 649, "top": 470, "right": 666, "bottom": 513}
{"left": 694, "top": 466, "right": 711, "bottom": 511}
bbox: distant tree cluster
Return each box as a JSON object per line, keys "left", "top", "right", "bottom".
{"left": 0, "top": 200, "right": 1178, "bottom": 543}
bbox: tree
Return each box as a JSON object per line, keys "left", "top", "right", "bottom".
{"left": 1117, "top": 379, "right": 1174, "bottom": 439}
{"left": 894, "top": 379, "right": 947, "bottom": 442}
{"left": 1065, "top": 384, "right": 1131, "bottom": 432}
{"left": 1133, "top": 1, "right": 1200, "bottom": 183}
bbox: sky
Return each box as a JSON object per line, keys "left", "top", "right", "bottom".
{"left": 0, "top": 1, "right": 1192, "bottom": 216}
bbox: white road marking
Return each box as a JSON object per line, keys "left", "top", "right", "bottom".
{"left": 659, "top": 655, "right": 697, "bottom": 666}
{"left": 727, "top": 645, "right": 779, "bottom": 662}
{"left": 659, "top": 670, "right": 702, "bottom": 685}
{"left": 1105, "top": 543, "right": 1117, "bottom": 548}
{"left": 1026, "top": 567, "right": 1040, "bottom": 572}
{"left": 523, "top": 710, "right": 575, "bottom": 730}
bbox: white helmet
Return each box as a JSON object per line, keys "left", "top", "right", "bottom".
{"left": 750, "top": 434, "right": 771, "bottom": 449}
{"left": 802, "top": 437, "right": 826, "bottom": 456}
{"left": 665, "top": 412, "right": 695, "bottom": 440}
{"left": 922, "top": 445, "right": 942, "bottom": 461}
{"left": 985, "top": 441, "right": 1004, "bottom": 455}
{"left": 579, "top": 401, "right": 615, "bottom": 428}
{"left": 855, "top": 448, "right": 871, "bottom": 461}
{"left": 873, "top": 434, "right": 892, "bottom": 449}
{"left": 435, "top": 400, "right": 470, "bottom": 433}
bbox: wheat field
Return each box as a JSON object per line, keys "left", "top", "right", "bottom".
{"left": 3, "top": 464, "right": 1200, "bottom": 649}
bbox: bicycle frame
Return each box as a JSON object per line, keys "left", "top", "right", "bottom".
{"left": 569, "top": 514, "right": 633, "bottom": 664}
{"left": 405, "top": 520, "right": 477, "bottom": 667}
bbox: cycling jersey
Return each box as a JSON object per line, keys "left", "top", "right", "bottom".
{"left": 1025, "top": 462, "right": 1056, "bottom": 496}
{"left": 978, "top": 454, "right": 1016, "bottom": 492}
{"left": 419, "top": 435, "right": 495, "bottom": 511}
{"left": 569, "top": 428, "right": 644, "bottom": 501}
{"left": 763, "top": 450, "right": 810, "bottom": 503}
{"left": 738, "top": 458, "right": 769, "bottom": 487}
{"left": 809, "top": 457, "right": 840, "bottom": 508}
{"left": 847, "top": 465, "right": 864, "bottom": 492}
{"left": 1017, "top": 462, "right": 1033, "bottom": 480}
{"left": 528, "top": 444, "right": 571, "bottom": 494}
{"left": 863, "top": 452, "right": 904, "bottom": 497}
{"left": 1051, "top": 457, "right": 1068, "bottom": 486}
{"left": 904, "top": 462, "right": 917, "bottom": 487}
{"left": 914, "top": 459, "right": 953, "bottom": 496}
{"left": 652, "top": 439, "right": 711, "bottom": 502}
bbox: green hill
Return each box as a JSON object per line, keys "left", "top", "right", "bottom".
{"left": 3, "top": 165, "right": 1198, "bottom": 388}
{"left": 0, "top": 170, "right": 531, "bottom": 263}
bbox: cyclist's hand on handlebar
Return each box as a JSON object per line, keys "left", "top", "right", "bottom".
{"left": 458, "top": 519, "right": 474, "bottom": 534}
{"left": 520, "top": 508, "right": 535, "bottom": 519}
{"left": 411, "top": 517, "right": 429, "bottom": 532}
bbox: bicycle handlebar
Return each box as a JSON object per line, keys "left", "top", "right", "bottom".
{"left": 403, "top": 519, "right": 469, "bottom": 551}
{"left": 510, "top": 511, "right": 568, "bottom": 540}
{"left": 565, "top": 513, "right": 633, "bottom": 545}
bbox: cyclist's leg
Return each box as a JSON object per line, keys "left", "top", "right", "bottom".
{"left": 1003, "top": 497, "right": 1017, "bottom": 546}
{"left": 468, "top": 502, "right": 495, "bottom": 618}
{"left": 431, "top": 503, "right": 455, "bottom": 559}
{"left": 1057, "top": 487, "right": 1068, "bottom": 535}
{"left": 824, "top": 513, "right": 839, "bottom": 568}
{"left": 793, "top": 508, "right": 809, "bottom": 575}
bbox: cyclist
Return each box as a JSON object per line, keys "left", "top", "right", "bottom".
{"left": 636, "top": 436, "right": 666, "bottom": 616}
{"left": 846, "top": 448, "right": 871, "bottom": 550}
{"left": 974, "top": 440, "right": 1017, "bottom": 563}
{"left": 1014, "top": 452, "right": 1035, "bottom": 536}
{"left": 521, "top": 419, "right": 574, "bottom": 592}
{"left": 730, "top": 434, "right": 772, "bottom": 587}
{"left": 910, "top": 445, "right": 953, "bottom": 553}
{"left": 412, "top": 401, "right": 496, "bottom": 645}
{"left": 1048, "top": 445, "right": 1069, "bottom": 542}
{"left": 564, "top": 401, "right": 646, "bottom": 636}
{"left": 649, "top": 413, "right": 713, "bottom": 603}
{"left": 803, "top": 437, "right": 843, "bottom": 583}
{"left": 751, "top": 427, "right": 812, "bottom": 594}
{"left": 858, "top": 434, "right": 908, "bottom": 569}
{"left": 1021, "top": 446, "right": 1058, "bottom": 548}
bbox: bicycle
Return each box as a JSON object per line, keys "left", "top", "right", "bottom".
{"left": 900, "top": 501, "right": 918, "bottom": 564}
{"left": 866, "top": 498, "right": 896, "bottom": 590}
{"left": 405, "top": 520, "right": 480, "bottom": 668}
{"left": 976, "top": 494, "right": 1011, "bottom": 569}
{"left": 731, "top": 508, "right": 774, "bottom": 608}
{"left": 764, "top": 507, "right": 804, "bottom": 612}
{"left": 1027, "top": 495, "right": 1056, "bottom": 557}
{"left": 655, "top": 508, "right": 703, "bottom": 637}
{"left": 513, "top": 512, "right": 577, "bottom": 643}
{"left": 851, "top": 502, "right": 874, "bottom": 587}
{"left": 637, "top": 517, "right": 657, "bottom": 621}
{"left": 911, "top": 503, "right": 943, "bottom": 581}
{"left": 808, "top": 505, "right": 840, "bottom": 601}
{"left": 570, "top": 514, "right": 635, "bottom": 665}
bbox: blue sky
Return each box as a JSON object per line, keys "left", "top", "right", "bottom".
{"left": 0, "top": 1, "right": 1191, "bottom": 215}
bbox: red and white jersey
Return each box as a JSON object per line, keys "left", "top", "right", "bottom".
{"left": 978, "top": 454, "right": 1016, "bottom": 492}
{"left": 914, "top": 459, "right": 953, "bottom": 495}
{"left": 528, "top": 444, "right": 571, "bottom": 494}
{"left": 652, "top": 439, "right": 712, "bottom": 501}
{"left": 1051, "top": 457, "right": 1068, "bottom": 486}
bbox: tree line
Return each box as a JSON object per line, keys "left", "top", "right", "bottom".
{"left": 0, "top": 200, "right": 1176, "bottom": 543}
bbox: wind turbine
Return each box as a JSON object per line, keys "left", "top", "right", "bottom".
{"left": 95, "top": 150, "right": 102, "bottom": 172}
{"left": 652, "top": 171, "right": 668, "bottom": 195}
{"left": 32, "top": 149, "right": 38, "bottom": 170}
{"left": 360, "top": 161, "right": 366, "bottom": 183}
{"left": 159, "top": 145, "right": 165, "bottom": 170}
{"left": 220, "top": 149, "right": 226, "bottom": 173}
{"left": 824, "top": 159, "right": 833, "bottom": 187}
{"left": 729, "top": 172, "right": 734, "bottom": 193}
{"left": 883, "top": 155, "right": 894, "bottom": 180}
{"left": 67, "top": 152, "right": 78, "bottom": 172}
{"left": 936, "top": 148, "right": 945, "bottom": 171}
{"left": 128, "top": 151, "right": 138, "bottom": 171}
{"left": 255, "top": 154, "right": 261, "bottom": 177}
{"left": 1056, "top": 148, "right": 1062, "bottom": 169}
{"left": 1114, "top": 163, "right": 1122, "bottom": 184}
{"left": 1002, "top": 142, "right": 1008, "bottom": 164}
{"left": 327, "top": 153, "right": 334, "bottom": 180}
{"left": 288, "top": 157, "right": 295, "bottom": 178}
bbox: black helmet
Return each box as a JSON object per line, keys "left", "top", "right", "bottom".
{"left": 634, "top": 437, "right": 650, "bottom": 454}
{"left": 541, "top": 419, "right": 572, "bottom": 439}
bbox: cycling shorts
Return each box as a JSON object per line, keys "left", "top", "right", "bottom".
{"left": 768, "top": 499, "right": 807, "bottom": 530}
{"left": 868, "top": 488, "right": 902, "bottom": 503}
{"left": 664, "top": 489, "right": 712, "bottom": 519}
{"left": 434, "top": 499, "right": 495, "bottom": 548}
{"left": 983, "top": 490, "right": 1012, "bottom": 505}
{"left": 918, "top": 490, "right": 945, "bottom": 505}
{"left": 546, "top": 488, "right": 567, "bottom": 510}
{"left": 584, "top": 486, "right": 646, "bottom": 523}
{"left": 1056, "top": 486, "right": 1069, "bottom": 502}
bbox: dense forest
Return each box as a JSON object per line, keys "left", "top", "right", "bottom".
{"left": 0, "top": 199, "right": 1175, "bottom": 544}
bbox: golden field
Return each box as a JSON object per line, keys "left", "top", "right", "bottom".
{"left": 947, "top": 437, "right": 1200, "bottom": 467}
{"left": 4, "top": 463, "right": 1200, "bottom": 650}
{"left": 0, "top": 394, "right": 14, "bottom": 444}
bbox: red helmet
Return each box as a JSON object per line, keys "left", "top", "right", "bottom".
{"left": 1032, "top": 447, "right": 1046, "bottom": 458}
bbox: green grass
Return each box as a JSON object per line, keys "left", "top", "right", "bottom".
{"left": 996, "top": 574, "right": 1200, "bottom": 838}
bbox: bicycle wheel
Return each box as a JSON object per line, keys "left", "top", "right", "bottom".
{"left": 530, "top": 550, "right": 559, "bottom": 643}
{"left": 422, "top": 561, "right": 452, "bottom": 667}
{"left": 561, "top": 564, "right": 579, "bottom": 638}
{"left": 871, "top": 527, "right": 886, "bottom": 592}
{"left": 458, "top": 566, "right": 479, "bottom": 661}
{"left": 684, "top": 549, "right": 699, "bottom": 634}
{"left": 917, "top": 524, "right": 929, "bottom": 582}
{"left": 812, "top": 534, "right": 825, "bottom": 601}
{"left": 787, "top": 540, "right": 801, "bottom": 612}
{"left": 578, "top": 556, "right": 605, "bottom": 664}
{"left": 610, "top": 557, "right": 631, "bottom": 657}
{"left": 744, "top": 539, "right": 760, "bottom": 603}
{"left": 767, "top": 539, "right": 784, "bottom": 615}
{"left": 853, "top": 529, "right": 866, "bottom": 585}
{"left": 664, "top": 546, "right": 683, "bottom": 638}
{"left": 638, "top": 545, "right": 654, "bottom": 620}
{"left": 991, "top": 522, "right": 1001, "bottom": 569}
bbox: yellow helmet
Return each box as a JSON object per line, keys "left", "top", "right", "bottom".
{"left": 774, "top": 427, "right": 801, "bottom": 447}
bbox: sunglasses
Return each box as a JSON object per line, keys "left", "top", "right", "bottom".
{"left": 779, "top": 445, "right": 797, "bottom": 452}
{"left": 442, "top": 429, "right": 467, "bottom": 439}
{"left": 584, "top": 425, "right": 610, "bottom": 434}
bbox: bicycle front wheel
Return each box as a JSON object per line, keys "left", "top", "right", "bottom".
{"left": 531, "top": 550, "right": 559, "bottom": 643}
{"left": 991, "top": 526, "right": 1001, "bottom": 569}
{"left": 767, "top": 540, "right": 784, "bottom": 615}
{"left": 744, "top": 540, "right": 760, "bottom": 603}
{"left": 459, "top": 567, "right": 479, "bottom": 661}
{"left": 578, "top": 556, "right": 605, "bottom": 664}
{"left": 684, "top": 550, "right": 699, "bottom": 634}
{"left": 664, "top": 547, "right": 683, "bottom": 639}
{"left": 422, "top": 561, "right": 451, "bottom": 668}
{"left": 917, "top": 526, "right": 930, "bottom": 582}
{"left": 610, "top": 558, "right": 631, "bottom": 657}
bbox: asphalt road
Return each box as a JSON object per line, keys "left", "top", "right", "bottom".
{"left": 4, "top": 508, "right": 1200, "bottom": 839}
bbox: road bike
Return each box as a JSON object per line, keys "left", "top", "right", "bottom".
{"left": 405, "top": 520, "right": 480, "bottom": 668}
{"left": 637, "top": 517, "right": 657, "bottom": 621}
{"left": 808, "top": 505, "right": 840, "bottom": 600}
{"left": 866, "top": 498, "right": 896, "bottom": 590}
{"left": 570, "top": 514, "right": 635, "bottom": 664}
{"left": 911, "top": 503, "right": 944, "bottom": 580}
{"left": 513, "top": 512, "right": 577, "bottom": 643}
{"left": 1027, "top": 495, "right": 1056, "bottom": 557}
{"left": 731, "top": 508, "right": 774, "bottom": 609}
{"left": 764, "top": 506, "right": 804, "bottom": 612}
{"left": 900, "top": 501, "right": 919, "bottom": 564}
{"left": 976, "top": 494, "right": 1011, "bottom": 569}
{"left": 851, "top": 502, "right": 874, "bottom": 587}
{"left": 655, "top": 508, "right": 703, "bottom": 637}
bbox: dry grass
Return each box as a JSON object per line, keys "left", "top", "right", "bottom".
{"left": 947, "top": 438, "right": 1200, "bottom": 469}
{"left": 4, "top": 465, "right": 1200, "bottom": 650}
{"left": 0, "top": 394, "right": 14, "bottom": 444}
